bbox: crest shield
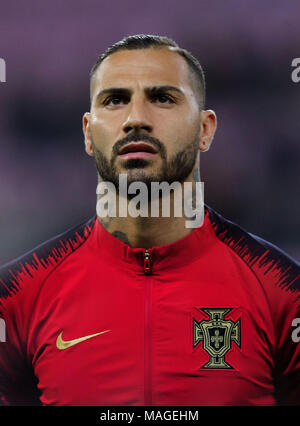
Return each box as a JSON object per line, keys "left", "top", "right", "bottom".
{"left": 193, "top": 308, "right": 241, "bottom": 369}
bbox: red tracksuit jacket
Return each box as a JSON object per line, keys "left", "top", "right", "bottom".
{"left": 0, "top": 205, "right": 299, "bottom": 405}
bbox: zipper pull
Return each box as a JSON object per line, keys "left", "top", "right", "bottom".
{"left": 143, "top": 249, "right": 152, "bottom": 275}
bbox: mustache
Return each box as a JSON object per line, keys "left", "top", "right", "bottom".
{"left": 112, "top": 132, "right": 167, "bottom": 159}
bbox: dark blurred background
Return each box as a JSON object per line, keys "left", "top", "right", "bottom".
{"left": 0, "top": 0, "right": 299, "bottom": 264}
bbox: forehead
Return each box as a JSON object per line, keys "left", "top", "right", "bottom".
{"left": 91, "top": 48, "right": 193, "bottom": 96}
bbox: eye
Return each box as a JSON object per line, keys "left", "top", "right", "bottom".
{"left": 152, "top": 93, "right": 175, "bottom": 104}
{"left": 103, "top": 95, "right": 129, "bottom": 106}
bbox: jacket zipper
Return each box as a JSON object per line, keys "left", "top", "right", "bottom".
{"left": 143, "top": 249, "right": 152, "bottom": 275}
{"left": 144, "top": 249, "right": 152, "bottom": 405}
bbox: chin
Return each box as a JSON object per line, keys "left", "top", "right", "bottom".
{"left": 125, "top": 169, "right": 154, "bottom": 183}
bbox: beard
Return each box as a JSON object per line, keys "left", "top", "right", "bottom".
{"left": 91, "top": 129, "right": 200, "bottom": 193}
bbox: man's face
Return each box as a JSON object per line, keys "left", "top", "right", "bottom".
{"left": 84, "top": 47, "right": 203, "bottom": 189}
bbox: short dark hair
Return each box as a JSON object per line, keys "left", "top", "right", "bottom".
{"left": 90, "top": 34, "right": 206, "bottom": 109}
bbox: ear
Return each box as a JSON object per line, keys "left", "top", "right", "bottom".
{"left": 82, "top": 112, "right": 94, "bottom": 156}
{"left": 199, "top": 110, "right": 217, "bottom": 152}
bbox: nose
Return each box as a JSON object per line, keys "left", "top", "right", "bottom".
{"left": 122, "top": 96, "right": 153, "bottom": 134}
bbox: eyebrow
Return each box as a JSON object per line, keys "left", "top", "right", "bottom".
{"left": 95, "top": 85, "right": 184, "bottom": 102}
{"left": 145, "top": 85, "right": 183, "bottom": 95}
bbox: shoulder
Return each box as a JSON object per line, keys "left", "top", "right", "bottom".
{"left": 206, "top": 205, "right": 300, "bottom": 301}
{"left": 0, "top": 216, "right": 96, "bottom": 315}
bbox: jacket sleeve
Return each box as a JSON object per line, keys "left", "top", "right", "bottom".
{"left": 0, "top": 299, "right": 41, "bottom": 405}
{"left": 273, "top": 288, "right": 300, "bottom": 405}
{"left": 0, "top": 217, "right": 95, "bottom": 405}
{"left": 0, "top": 253, "right": 47, "bottom": 405}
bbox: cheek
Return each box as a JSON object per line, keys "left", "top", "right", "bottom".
{"left": 170, "top": 115, "right": 198, "bottom": 138}
{"left": 167, "top": 119, "right": 200, "bottom": 154}
{"left": 90, "top": 117, "right": 113, "bottom": 155}
{"left": 160, "top": 107, "right": 199, "bottom": 137}
{"left": 184, "top": 113, "right": 201, "bottom": 139}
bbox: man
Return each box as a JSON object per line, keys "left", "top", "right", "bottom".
{"left": 0, "top": 35, "right": 299, "bottom": 406}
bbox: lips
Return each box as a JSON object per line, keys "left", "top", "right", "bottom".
{"left": 118, "top": 142, "right": 158, "bottom": 160}
{"left": 118, "top": 142, "right": 158, "bottom": 155}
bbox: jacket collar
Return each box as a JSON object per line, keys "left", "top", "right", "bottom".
{"left": 91, "top": 206, "right": 217, "bottom": 273}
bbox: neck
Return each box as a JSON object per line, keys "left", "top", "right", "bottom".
{"left": 100, "top": 215, "right": 193, "bottom": 249}
{"left": 96, "top": 168, "right": 203, "bottom": 249}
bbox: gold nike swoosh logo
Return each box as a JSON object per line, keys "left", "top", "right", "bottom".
{"left": 56, "top": 329, "right": 111, "bottom": 350}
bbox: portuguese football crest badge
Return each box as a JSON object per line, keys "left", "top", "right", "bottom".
{"left": 193, "top": 308, "right": 241, "bottom": 369}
